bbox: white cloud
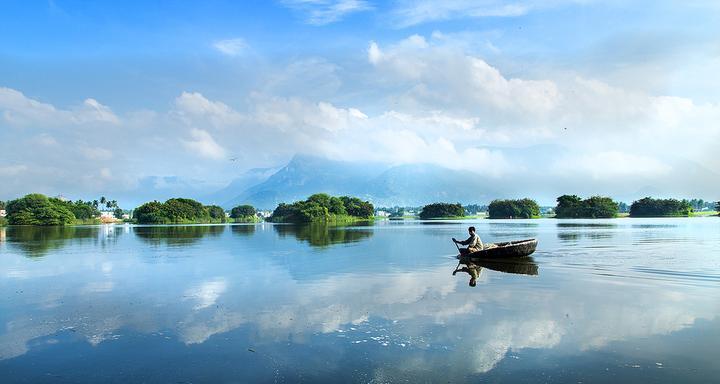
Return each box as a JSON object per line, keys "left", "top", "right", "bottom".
{"left": 390, "top": 0, "right": 587, "bottom": 27}
{"left": 212, "top": 38, "right": 248, "bottom": 56}
{"left": 181, "top": 128, "right": 227, "bottom": 160}
{"left": 174, "top": 91, "right": 244, "bottom": 127}
{"left": 0, "top": 87, "right": 119, "bottom": 126}
{"left": 281, "top": 0, "right": 373, "bottom": 25}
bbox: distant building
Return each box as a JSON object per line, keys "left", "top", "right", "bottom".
{"left": 375, "top": 210, "right": 390, "bottom": 217}
{"left": 121, "top": 214, "right": 130, "bottom": 220}
{"left": 55, "top": 195, "right": 68, "bottom": 202}
{"left": 0, "top": 209, "right": 6, "bottom": 217}
{"left": 99, "top": 211, "right": 115, "bottom": 219}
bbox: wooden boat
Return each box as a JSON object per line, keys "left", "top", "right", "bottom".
{"left": 458, "top": 238, "right": 537, "bottom": 259}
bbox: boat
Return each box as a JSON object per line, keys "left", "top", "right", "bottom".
{"left": 457, "top": 238, "right": 537, "bottom": 259}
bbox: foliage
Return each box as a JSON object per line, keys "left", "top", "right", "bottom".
{"left": 0, "top": 217, "right": 7, "bottom": 226}
{"left": 269, "top": 194, "right": 374, "bottom": 223}
{"left": 205, "top": 205, "right": 227, "bottom": 223}
{"left": 6, "top": 194, "right": 76, "bottom": 225}
{"left": 134, "top": 198, "right": 224, "bottom": 224}
{"left": 488, "top": 199, "right": 540, "bottom": 219}
{"left": 629, "top": 197, "right": 692, "bottom": 217}
{"left": 419, "top": 203, "right": 465, "bottom": 219}
{"left": 113, "top": 208, "right": 124, "bottom": 219}
{"left": 0, "top": 200, "right": 5, "bottom": 210}
{"left": 230, "top": 205, "right": 257, "bottom": 219}
{"left": 717, "top": 201, "right": 720, "bottom": 216}
{"left": 555, "top": 195, "right": 619, "bottom": 218}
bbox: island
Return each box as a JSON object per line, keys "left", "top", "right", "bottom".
{"left": 629, "top": 197, "right": 693, "bottom": 217}
{"left": 230, "top": 204, "right": 259, "bottom": 222}
{"left": 134, "top": 198, "right": 227, "bottom": 224}
{"left": 418, "top": 203, "right": 465, "bottom": 219}
{"left": 488, "top": 199, "right": 540, "bottom": 219}
{"left": 554, "top": 195, "right": 619, "bottom": 218}
{"left": 267, "top": 193, "right": 374, "bottom": 223}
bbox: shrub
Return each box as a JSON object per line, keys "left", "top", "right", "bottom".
{"left": 555, "top": 195, "right": 618, "bottom": 218}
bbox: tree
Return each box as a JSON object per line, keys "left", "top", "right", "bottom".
{"left": 205, "top": 205, "right": 227, "bottom": 223}
{"left": 629, "top": 197, "right": 692, "bottom": 217}
{"left": 6, "top": 194, "right": 76, "bottom": 225}
{"left": 269, "top": 194, "right": 374, "bottom": 223}
{"left": 134, "top": 201, "right": 167, "bottom": 224}
{"left": 715, "top": 201, "right": 720, "bottom": 215}
{"left": 488, "top": 199, "right": 540, "bottom": 219}
{"left": 113, "top": 208, "right": 124, "bottom": 219}
{"left": 0, "top": 200, "right": 5, "bottom": 210}
{"left": 230, "top": 205, "right": 256, "bottom": 219}
{"left": 419, "top": 203, "right": 465, "bottom": 219}
{"left": 555, "top": 195, "right": 618, "bottom": 218}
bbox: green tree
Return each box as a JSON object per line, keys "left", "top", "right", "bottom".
{"left": 715, "top": 201, "right": 719, "bottom": 215}
{"left": 205, "top": 205, "right": 227, "bottom": 223}
{"left": 134, "top": 201, "right": 168, "bottom": 224}
{"left": 6, "top": 194, "right": 76, "bottom": 225}
{"left": 555, "top": 195, "right": 583, "bottom": 218}
{"left": 113, "top": 208, "right": 124, "bottom": 219}
{"left": 419, "top": 203, "right": 465, "bottom": 219}
{"left": 555, "top": 195, "right": 618, "bottom": 218}
{"left": 230, "top": 205, "right": 256, "bottom": 219}
{"left": 629, "top": 197, "right": 692, "bottom": 217}
{"left": 488, "top": 199, "right": 540, "bottom": 219}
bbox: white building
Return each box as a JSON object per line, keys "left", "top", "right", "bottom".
{"left": 99, "top": 211, "right": 115, "bottom": 219}
{"left": 375, "top": 210, "right": 390, "bottom": 217}
{"left": 0, "top": 209, "right": 6, "bottom": 217}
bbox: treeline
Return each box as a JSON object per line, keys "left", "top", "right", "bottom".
{"left": 268, "top": 193, "right": 373, "bottom": 223}
{"left": 488, "top": 199, "right": 540, "bottom": 219}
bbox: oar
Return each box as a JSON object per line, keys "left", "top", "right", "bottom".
{"left": 452, "top": 238, "right": 461, "bottom": 253}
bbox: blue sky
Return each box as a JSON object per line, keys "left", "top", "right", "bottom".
{"left": 1, "top": 0, "right": 719, "bottom": 204}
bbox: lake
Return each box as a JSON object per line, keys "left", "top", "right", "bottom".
{"left": 1, "top": 218, "right": 719, "bottom": 383}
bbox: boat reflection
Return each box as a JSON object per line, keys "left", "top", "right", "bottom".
{"left": 454, "top": 256, "right": 539, "bottom": 286}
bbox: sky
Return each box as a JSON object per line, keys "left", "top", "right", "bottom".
{"left": 1, "top": 0, "right": 719, "bottom": 204}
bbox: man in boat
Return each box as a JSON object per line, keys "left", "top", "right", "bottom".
{"left": 453, "top": 226, "right": 483, "bottom": 255}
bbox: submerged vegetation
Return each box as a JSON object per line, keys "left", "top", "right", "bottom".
{"left": 268, "top": 194, "right": 374, "bottom": 223}
{"left": 134, "top": 198, "right": 227, "bottom": 224}
{"left": 488, "top": 199, "right": 540, "bottom": 219}
{"left": 629, "top": 197, "right": 692, "bottom": 217}
{"left": 419, "top": 203, "right": 465, "bottom": 219}
{"left": 555, "top": 195, "right": 619, "bottom": 218}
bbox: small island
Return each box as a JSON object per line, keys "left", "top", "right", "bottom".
{"left": 267, "top": 193, "right": 374, "bottom": 223}
{"left": 629, "top": 197, "right": 693, "bottom": 217}
{"left": 488, "top": 199, "right": 540, "bottom": 219}
{"left": 3, "top": 193, "right": 125, "bottom": 226}
{"left": 134, "top": 198, "right": 228, "bottom": 224}
{"left": 555, "top": 195, "right": 619, "bottom": 218}
{"left": 418, "top": 203, "right": 465, "bottom": 219}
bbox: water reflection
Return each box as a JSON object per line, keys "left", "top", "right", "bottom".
{"left": 133, "top": 225, "right": 226, "bottom": 246}
{"left": 5, "top": 226, "right": 101, "bottom": 257}
{"left": 273, "top": 223, "right": 373, "bottom": 247}
{"left": 230, "top": 224, "right": 256, "bottom": 236}
{"left": 487, "top": 221, "right": 539, "bottom": 239}
{"left": 455, "top": 257, "right": 539, "bottom": 286}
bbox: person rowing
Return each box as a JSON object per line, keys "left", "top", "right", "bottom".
{"left": 453, "top": 226, "right": 483, "bottom": 255}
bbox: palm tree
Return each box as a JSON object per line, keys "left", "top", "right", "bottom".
{"left": 93, "top": 200, "right": 99, "bottom": 209}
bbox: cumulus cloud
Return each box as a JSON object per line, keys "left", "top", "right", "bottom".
{"left": 181, "top": 128, "right": 227, "bottom": 160}
{"left": 0, "top": 87, "right": 119, "bottom": 126}
{"left": 281, "top": 0, "right": 373, "bottom": 25}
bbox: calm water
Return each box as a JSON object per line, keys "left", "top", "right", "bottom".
{"left": 1, "top": 219, "right": 719, "bottom": 383}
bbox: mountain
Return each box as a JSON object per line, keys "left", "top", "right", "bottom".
{"left": 215, "top": 148, "right": 720, "bottom": 210}
{"left": 205, "top": 167, "right": 279, "bottom": 206}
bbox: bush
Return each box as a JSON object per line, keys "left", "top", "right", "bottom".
{"left": 488, "top": 199, "right": 540, "bottom": 219}
{"left": 419, "top": 203, "right": 465, "bottom": 219}
{"left": 629, "top": 197, "right": 692, "bottom": 217}
{"left": 6, "top": 194, "right": 76, "bottom": 225}
{"left": 269, "top": 194, "right": 374, "bottom": 223}
{"left": 555, "top": 195, "right": 618, "bottom": 218}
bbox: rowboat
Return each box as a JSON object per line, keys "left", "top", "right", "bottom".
{"left": 458, "top": 238, "right": 537, "bottom": 259}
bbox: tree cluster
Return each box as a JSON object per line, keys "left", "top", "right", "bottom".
{"left": 555, "top": 195, "right": 619, "bottom": 218}
{"left": 418, "top": 203, "right": 465, "bottom": 219}
{"left": 629, "top": 197, "right": 692, "bottom": 217}
{"left": 268, "top": 193, "right": 374, "bottom": 223}
{"left": 6, "top": 194, "right": 77, "bottom": 225}
{"left": 230, "top": 205, "right": 257, "bottom": 221}
{"left": 488, "top": 199, "right": 540, "bottom": 219}
{"left": 134, "top": 198, "right": 227, "bottom": 224}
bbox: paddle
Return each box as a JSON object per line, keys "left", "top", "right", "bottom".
{"left": 452, "top": 238, "right": 461, "bottom": 253}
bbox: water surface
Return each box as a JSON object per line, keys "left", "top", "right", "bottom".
{"left": 1, "top": 218, "right": 719, "bottom": 383}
